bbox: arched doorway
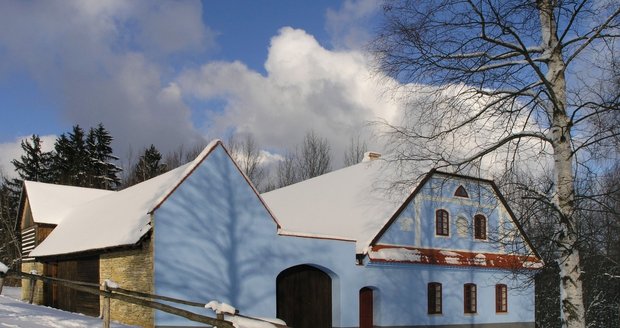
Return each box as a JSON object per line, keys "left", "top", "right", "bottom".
{"left": 276, "top": 265, "right": 332, "bottom": 328}
{"left": 359, "top": 287, "right": 374, "bottom": 328}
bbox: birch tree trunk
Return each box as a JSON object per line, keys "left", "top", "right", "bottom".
{"left": 538, "top": 1, "right": 585, "bottom": 325}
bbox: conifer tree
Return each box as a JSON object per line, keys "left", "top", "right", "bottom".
{"left": 3, "top": 134, "right": 53, "bottom": 218}
{"left": 87, "top": 124, "right": 122, "bottom": 189}
{"left": 1, "top": 135, "right": 51, "bottom": 266}
{"left": 130, "top": 144, "right": 167, "bottom": 185}
{"left": 51, "top": 125, "right": 90, "bottom": 187}
{"left": 49, "top": 133, "right": 71, "bottom": 184}
{"left": 10, "top": 135, "right": 52, "bottom": 183}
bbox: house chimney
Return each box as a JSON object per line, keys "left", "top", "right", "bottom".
{"left": 362, "top": 151, "right": 381, "bottom": 162}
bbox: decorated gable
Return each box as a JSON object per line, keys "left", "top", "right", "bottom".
{"left": 369, "top": 172, "right": 541, "bottom": 269}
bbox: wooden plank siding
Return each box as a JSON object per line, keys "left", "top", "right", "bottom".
{"left": 44, "top": 256, "right": 100, "bottom": 317}
{"left": 22, "top": 224, "right": 56, "bottom": 261}
{"left": 36, "top": 225, "right": 55, "bottom": 244}
{"left": 21, "top": 227, "right": 36, "bottom": 258}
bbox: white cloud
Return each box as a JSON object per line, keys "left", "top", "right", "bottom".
{"left": 0, "top": 0, "right": 212, "bottom": 158}
{"left": 0, "top": 1, "right": 548, "bottom": 180}
{"left": 259, "top": 150, "right": 285, "bottom": 167}
{"left": 325, "top": 0, "right": 382, "bottom": 50}
{"left": 0, "top": 135, "right": 57, "bottom": 179}
{"left": 177, "top": 27, "right": 403, "bottom": 166}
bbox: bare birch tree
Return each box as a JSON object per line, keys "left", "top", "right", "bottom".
{"left": 226, "top": 133, "right": 266, "bottom": 189}
{"left": 371, "top": 1, "right": 620, "bottom": 327}
{"left": 344, "top": 135, "right": 368, "bottom": 166}
{"left": 275, "top": 131, "right": 333, "bottom": 188}
{"left": 297, "top": 131, "right": 332, "bottom": 181}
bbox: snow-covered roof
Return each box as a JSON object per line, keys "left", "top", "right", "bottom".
{"left": 29, "top": 140, "right": 227, "bottom": 257}
{"left": 23, "top": 181, "right": 113, "bottom": 225}
{"left": 262, "top": 159, "right": 416, "bottom": 253}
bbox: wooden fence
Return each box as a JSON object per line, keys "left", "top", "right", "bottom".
{"left": 0, "top": 269, "right": 288, "bottom": 328}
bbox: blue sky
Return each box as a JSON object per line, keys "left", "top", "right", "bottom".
{"left": 0, "top": 0, "right": 401, "bottom": 175}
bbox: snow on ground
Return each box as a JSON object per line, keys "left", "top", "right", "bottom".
{"left": 0, "top": 287, "right": 133, "bottom": 328}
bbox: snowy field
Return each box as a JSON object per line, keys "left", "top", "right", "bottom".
{"left": 0, "top": 287, "right": 133, "bottom": 328}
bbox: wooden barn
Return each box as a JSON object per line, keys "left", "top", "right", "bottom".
{"left": 19, "top": 181, "right": 112, "bottom": 316}
{"left": 20, "top": 139, "right": 542, "bottom": 328}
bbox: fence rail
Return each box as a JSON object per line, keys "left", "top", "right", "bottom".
{"left": 0, "top": 269, "right": 287, "bottom": 328}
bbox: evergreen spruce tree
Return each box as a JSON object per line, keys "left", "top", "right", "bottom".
{"left": 10, "top": 135, "right": 52, "bottom": 182}
{"left": 49, "top": 133, "right": 71, "bottom": 184}
{"left": 131, "top": 144, "right": 167, "bottom": 185}
{"left": 1, "top": 135, "right": 52, "bottom": 266}
{"left": 50, "top": 125, "right": 89, "bottom": 186}
{"left": 4, "top": 134, "right": 53, "bottom": 217}
{"left": 87, "top": 124, "right": 122, "bottom": 190}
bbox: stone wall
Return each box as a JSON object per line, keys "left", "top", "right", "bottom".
{"left": 20, "top": 261, "right": 45, "bottom": 304}
{"left": 100, "top": 238, "right": 154, "bottom": 327}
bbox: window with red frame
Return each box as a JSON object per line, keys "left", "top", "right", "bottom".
{"left": 436, "top": 209, "right": 449, "bottom": 236}
{"left": 427, "top": 282, "right": 442, "bottom": 314}
{"left": 474, "top": 214, "right": 487, "bottom": 240}
{"left": 464, "top": 283, "right": 477, "bottom": 313}
{"left": 496, "top": 284, "right": 508, "bottom": 312}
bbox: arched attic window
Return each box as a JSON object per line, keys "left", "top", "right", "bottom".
{"left": 455, "top": 185, "right": 469, "bottom": 198}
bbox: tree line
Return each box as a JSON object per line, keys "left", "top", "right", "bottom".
{"left": 0, "top": 125, "right": 369, "bottom": 271}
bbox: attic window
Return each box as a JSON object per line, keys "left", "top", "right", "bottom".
{"left": 455, "top": 186, "right": 469, "bottom": 198}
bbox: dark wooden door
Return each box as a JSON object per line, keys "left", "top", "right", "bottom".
{"left": 277, "top": 265, "right": 332, "bottom": 328}
{"left": 54, "top": 256, "right": 100, "bottom": 317}
{"left": 359, "top": 287, "right": 373, "bottom": 328}
{"left": 44, "top": 261, "right": 58, "bottom": 307}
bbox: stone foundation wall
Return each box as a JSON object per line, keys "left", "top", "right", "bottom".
{"left": 100, "top": 238, "right": 154, "bottom": 327}
{"left": 20, "top": 261, "right": 45, "bottom": 304}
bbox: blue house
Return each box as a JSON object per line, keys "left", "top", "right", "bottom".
{"left": 21, "top": 140, "right": 541, "bottom": 328}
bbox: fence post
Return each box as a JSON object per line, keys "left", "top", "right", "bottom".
{"left": 28, "top": 277, "right": 37, "bottom": 304}
{"left": 28, "top": 270, "right": 38, "bottom": 304}
{"left": 102, "top": 280, "right": 113, "bottom": 328}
